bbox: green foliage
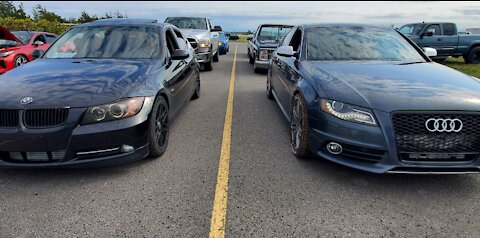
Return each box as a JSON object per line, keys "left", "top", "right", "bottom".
{"left": 0, "top": 17, "right": 70, "bottom": 35}
{"left": 32, "top": 4, "right": 64, "bottom": 22}
{"left": 0, "top": 1, "right": 27, "bottom": 19}
{"left": 446, "top": 57, "right": 480, "bottom": 78}
{"left": 77, "top": 11, "right": 98, "bottom": 23}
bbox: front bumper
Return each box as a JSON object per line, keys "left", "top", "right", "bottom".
{"left": 195, "top": 47, "right": 212, "bottom": 63}
{"left": 308, "top": 110, "right": 480, "bottom": 174}
{"left": 0, "top": 102, "right": 153, "bottom": 168}
{"left": 254, "top": 60, "right": 269, "bottom": 69}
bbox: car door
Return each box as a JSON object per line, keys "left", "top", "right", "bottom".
{"left": 439, "top": 23, "right": 460, "bottom": 56}
{"left": 163, "top": 28, "right": 190, "bottom": 115}
{"left": 416, "top": 24, "right": 444, "bottom": 53}
{"left": 173, "top": 28, "right": 196, "bottom": 97}
{"left": 271, "top": 28, "right": 298, "bottom": 112}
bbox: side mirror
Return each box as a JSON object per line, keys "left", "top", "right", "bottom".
{"left": 171, "top": 49, "right": 189, "bottom": 60}
{"left": 212, "top": 26, "right": 222, "bottom": 32}
{"left": 247, "top": 36, "right": 253, "bottom": 41}
{"left": 423, "top": 47, "right": 437, "bottom": 57}
{"left": 276, "top": 46, "right": 295, "bottom": 57}
{"left": 33, "top": 41, "right": 45, "bottom": 47}
{"left": 31, "top": 49, "right": 45, "bottom": 59}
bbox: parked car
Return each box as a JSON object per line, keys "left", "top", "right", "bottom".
{"left": 0, "top": 27, "right": 56, "bottom": 73}
{"left": 227, "top": 33, "right": 239, "bottom": 40}
{"left": 248, "top": 24, "right": 293, "bottom": 73}
{"left": 399, "top": 22, "right": 480, "bottom": 63}
{"left": 0, "top": 19, "right": 201, "bottom": 168}
{"left": 218, "top": 31, "right": 229, "bottom": 54}
{"left": 268, "top": 23, "right": 480, "bottom": 174}
{"left": 165, "top": 16, "right": 222, "bottom": 71}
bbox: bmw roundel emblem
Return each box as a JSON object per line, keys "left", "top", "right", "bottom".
{"left": 20, "top": 97, "right": 33, "bottom": 105}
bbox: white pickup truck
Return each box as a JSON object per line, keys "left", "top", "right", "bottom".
{"left": 165, "top": 17, "right": 222, "bottom": 71}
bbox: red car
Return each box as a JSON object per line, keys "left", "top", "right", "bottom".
{"left": 0, "top": 26, "right": 57, "bottom": 73}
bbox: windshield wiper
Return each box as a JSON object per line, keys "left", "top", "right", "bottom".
{"left": 398, "top": 61, "right": 426, "bottom": 65}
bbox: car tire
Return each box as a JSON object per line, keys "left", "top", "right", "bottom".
{"left": 14, "top": 55, "right": 28, "bottom": 67}
{"left": 290, "top": 94, "right": 310, "bottom": 159}
{"left": 213, "top": 50, "right": 219, "bottom": 62}
{"left": 148, "top": 96, "right": 169, "bottom": 158}
{"left": 433, "top": 57, "right": 447, "bottom": 64}
{"left": 254, "top": 63, "right": 262, "bottom": 74}
{"left": 204, "top": 51, "right": 213, "bottom": 71}
{"left": 191, "top": 74, "right": 200, "bottom": 100}
{"left": 249, "top": 53, "right": 254, "bottom": 64}
{"left": 266, "top": 77, "right": 274, "bottom": 100}
{"left": 466, "top": 46, "right": 480, "bottom": 64}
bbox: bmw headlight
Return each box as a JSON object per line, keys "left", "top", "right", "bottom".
{"left": 82, "top": 97, "right": 146, "bottom": 124}
{"left": 198, "top": 39, "right": 211, "bottom": 48}
{"left": 0, "top": 51, "right": 13, "bottom": 57}
{"left": 259, "top": 49, "right": 269, "bottom": 61}
{"left": 320, "top": 99, "right": 377, "bottom": 126}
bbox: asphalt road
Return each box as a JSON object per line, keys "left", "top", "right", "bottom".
{"left": 1, "top": 42, "right": 480, "bottom": 237}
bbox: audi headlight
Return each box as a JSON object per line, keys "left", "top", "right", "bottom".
{"left": 198, "top": 39, "right": 211, "bottom": 48}
{"left": 259, "top": 49, "right": 269, "bottom": 61}
{"left": 82, "top": 97, "right": 146, "bottom": 124}
{"left": 320, "top": 99, "right": 377, "bottom": 126}
{"left": 0, "top": 51, "right": 13, "bottom": 57}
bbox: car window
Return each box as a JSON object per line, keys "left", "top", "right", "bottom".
{"left": 289, "top": 29, "right": 302, "bottom": 52}
{"left": 306, "top": 26, "right": 426, "bottom": 62}
{"left": 45, "top": 34, "right": 57, "bottom": 43}
{"left": 12, "top": 31, "right": 33, "bottom": 44}
{"left": 173, "top": 29, "right": 187, "bottom": 50}
{"left": 443, "top": 23, "right": 456, "bottom": 36}
{"left": 257, "top": 26, "right": 293, "bottom": 44}
{"left": 398, "top": 24, "right": 424, "bottom": 35}
{"left": 33, "top": 34, "right": 46, "bottom": 44}
{"left": 44, "top": 26, "right": 160, "bottom": 59}
{"left": 165, "top": 29, "right": 180, "bottom": 55}
{"left": 281, "top": 28, "right": 296, "bottom": 46}
{"left": 165, "top": 17, "right": 207, "bottom": 30}
{"left": 425, "top": 24, "right": 441, "bottom": 36}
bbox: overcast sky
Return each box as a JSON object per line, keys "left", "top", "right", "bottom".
{"left": 15, "top": 1, "right": 480, "bottom": 31}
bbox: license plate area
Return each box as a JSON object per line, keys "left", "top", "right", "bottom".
{"left": 399, "top": 152, "right": 477, "bottom": 162}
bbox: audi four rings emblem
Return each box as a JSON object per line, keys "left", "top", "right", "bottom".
{"left": 425, "top": 118, "right": 463, "bottom": 132}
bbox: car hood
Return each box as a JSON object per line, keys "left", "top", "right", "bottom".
{"left": 179, "top": 28, "right": 210, "bottom": 40}
{"left": 256, "top": 42, "right": 280, "bottom": 48}
{"left": 0, "top": 59, "right": 152, "bottom": 109}
{"left": 0, "top": 26, "right": 23, "bottom": 45}
{"left": 302, "top": 61, "right": 480, "bottom": 112}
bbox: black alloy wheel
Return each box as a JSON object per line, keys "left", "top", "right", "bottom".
{"left": 148, "top": 96, "right": 169, "bottom": 158}
{"left": 290, "top": 94, "right": 310, "bottom": 158}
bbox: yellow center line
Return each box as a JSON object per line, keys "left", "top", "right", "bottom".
{"left": 209, "top": 44, "right": 237, "bottom": 238}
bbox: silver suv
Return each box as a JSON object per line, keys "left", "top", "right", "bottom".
{"left": 165, "top": 17, "right": 222, "bottom": 71}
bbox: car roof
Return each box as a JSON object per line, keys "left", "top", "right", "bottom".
{"left": 259, "top": 24, "right": 294, "bottom": 28}
{"left": 76, "top": 19, "right": 161, "bottom": 27}
{"left": 403, "top": 22, "right": 454, "bottom": 25}
{"left": 300, "top": 23, "right": 391, "bottom": 30}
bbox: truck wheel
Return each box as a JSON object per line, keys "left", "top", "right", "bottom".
{"left": 466, "top": 46, "right": 480, "bottom": 64}
{"left": 203, "top": 52, "right": 213, "bottom": 71}
{"left": 249, "top": 53, "right": 254, "bottom": 64}
{"left": 213, "top": 50, "right": 219, "bottom": 62}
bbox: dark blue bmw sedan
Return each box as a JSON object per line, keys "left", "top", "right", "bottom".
{"left": 0, "top": 19, "right": 200, "bottom": 167}
{"left": 268, "top": 24, "right": 480, "bottom": 174}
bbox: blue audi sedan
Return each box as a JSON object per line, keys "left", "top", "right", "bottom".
{"left": 268, "top": 24, "right": 480, "bottom": 174}
{"left": 0, "top": 19, "right": 200, "bottom": 168}
{"left": 218, "top": 31, "right": 229, "bottom": 55}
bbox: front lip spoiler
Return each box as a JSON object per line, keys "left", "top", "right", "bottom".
{"left": 386, "top": 170, "right": 480, "bottom": 175}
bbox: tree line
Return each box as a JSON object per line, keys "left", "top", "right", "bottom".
{"left": 0, "top": 1, "right": 127, "bottom": 34}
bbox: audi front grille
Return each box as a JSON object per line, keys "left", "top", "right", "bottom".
{"left": 392, "top": 113, "right": 480, "bottom": 162}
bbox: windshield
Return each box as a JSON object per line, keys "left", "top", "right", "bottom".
{"left": 165, "top": 17, "right": 207, "bottom": 30}
{"left": 257, "top": 26, "right": 292, "bottom": 44}
{"left": 12, "top": 32, "right": 33, "bottom": 44}
{"left": 44, "top": 26, "right": 160, "bottom": 59}
{"left": 399, "top": 24, "right": 424, "bottom": 35}
{"left": 306, "top": 26, "right": 426, "bottom": 62}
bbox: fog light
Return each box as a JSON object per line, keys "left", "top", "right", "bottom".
{"left": 326, "top": 142, "right": 342, "bottom": 155}
{"left": 121, "top": 145, "right": 134, "bottom": 153}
